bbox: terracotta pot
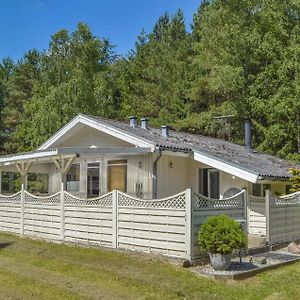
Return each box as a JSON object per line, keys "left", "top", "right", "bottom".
{"left": 209, "top": 252, "right": 232, "bottom": 270}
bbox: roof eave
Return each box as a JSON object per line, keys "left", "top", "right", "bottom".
{"left": 193, "top": 150, "right": 259, "bottom": 183}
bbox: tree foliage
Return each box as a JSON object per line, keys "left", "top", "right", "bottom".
{"left": 0, "top": 2, "right": 299, "bottom": 163}
{"left": 289, "top": 168, "right": 300, "bottom": 192}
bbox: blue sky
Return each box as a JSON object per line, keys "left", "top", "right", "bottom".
{"left": 0, "top": 0, "right": 201, "bottom": 62}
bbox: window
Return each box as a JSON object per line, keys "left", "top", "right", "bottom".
{"left": 107, "top": 160, "right": 127, "bottom": 192}
{"left": 87, "top": 162, "right": 100, "bottom": 197}
{"left": 252, "top": 183, "right": 261, "bottom": 196}
{"left": 199, "top": 168, "right": 220, "bottom": 199}
{"left": 198, "top": 169, "right": 208, "bottom": 196}
{"left": 27, "top": 173, "right": 49, "bottom": 194}
{"left": 209, "top": 169, "right": 220, "bottom": 199}
{"left": 1, "top": 172, "right": 21, "bottom": 193}
{"left": 252, "top": 183, "right": 271, "bottom": 196}
{"left": 67, "top": 163, "right": 80, "bottom": 192}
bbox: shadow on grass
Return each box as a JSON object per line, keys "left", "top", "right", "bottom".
{"left": 0, "top": 242, "right": 13, "bottom": 249}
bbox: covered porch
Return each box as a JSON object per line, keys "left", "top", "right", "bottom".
{"left": 0, "top": 147, "right": 153, "bottom": 198}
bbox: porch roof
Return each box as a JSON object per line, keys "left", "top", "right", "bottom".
{"left": 0, "top": 147, "right": 152, "bottom": 166}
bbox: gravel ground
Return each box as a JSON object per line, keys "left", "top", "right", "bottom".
{"left": 193, "top": 248, "right": 300, "bottom": 276}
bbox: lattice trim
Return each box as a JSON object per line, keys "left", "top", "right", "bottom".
{"left": 0, "top": 192, "right": 21, "bottom": 202}
{"left": 249, "top": 195, "right": 265, "bottom": 203}
{"left": 24, "top": 191, "right": 60, "bottom": 204}
{"left": 271, "top": 192, "right": 300, "bottom": 206}
{"left": 117, "top": 191, "right": 186, "bottom": 209}
{"left": 192, "top": 190, "right": 245, "bottom": 209}
{"left": 64, "top": 191, "right": 113, "bottom": 206}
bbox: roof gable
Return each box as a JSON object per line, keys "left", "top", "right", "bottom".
{"left": 38, "top": 115, "right": 154, "bottom": 150}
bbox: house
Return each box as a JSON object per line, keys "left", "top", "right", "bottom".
{"left": 0, "top": 114, "right": 298, "bottom": 199}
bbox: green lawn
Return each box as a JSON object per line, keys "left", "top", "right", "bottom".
{"left": 0, "top": 233, "right": 300, "bottom": 299}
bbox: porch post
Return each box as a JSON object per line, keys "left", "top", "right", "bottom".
{"left": 16, "top": 162, "right": 31, "bottom": 235}
{"left": 54, "top": 156, "right": 75, "bottom": 241}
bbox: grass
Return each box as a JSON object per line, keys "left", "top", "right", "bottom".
{"left": 0, "top": 233, "right": 300, "bottom": 299}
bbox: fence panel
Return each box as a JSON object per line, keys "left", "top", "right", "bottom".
{"left": 64, "top": 191, "right": 113, "bottom": 247}
{"left": 192, "top": 190, "right": 246, "bottom": 259}
{"left": 117, "top": 191, "right": 187, "bottom": 258}
{"left": 248, "top": 195, "right": 266, "bottom": 235}
{"left": 0, "top": 192, "right": 21, "bottom": 233}
{"left": 24, "top": 191, "right": 61, "bottom": 240}
{"left": 269, "top": 191, "right": 300, "bottom": 244}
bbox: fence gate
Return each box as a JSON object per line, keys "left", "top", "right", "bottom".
{"left": 248, "top": 195, "right": 266, "bottom": 236}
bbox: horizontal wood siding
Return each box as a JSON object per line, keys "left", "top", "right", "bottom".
{"left": 117, "top": 207, "right": 187, "bottom": 257}
{"left": 64, "top": 205, "right": 113, "bottom": 247}
{"left": 24, "top": 203, "right": 61, "bottom": 241}
{"left": 0, "top": 200, "right": 21, "bottom": 233}
{"left": 269, "top": 192, "right": 300, "bottom": 244}
{"left": 117, "top": 191, "right": 188, "bottom": 258}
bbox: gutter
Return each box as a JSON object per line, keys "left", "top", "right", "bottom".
{"left": 152, "top": 148, "right": 162, "bottom": 199}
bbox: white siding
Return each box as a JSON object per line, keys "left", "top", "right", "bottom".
{"left": 157, "top": 154, "right": 188, "bottom": 198}
{"left": 220, "top": 172, "right": 249, "bottom": 196}
{"left": 57, "top": 125, "right": 133, "bottom": 148}
{"left": 127, "top": 154, "right": 153, "bottom": 198}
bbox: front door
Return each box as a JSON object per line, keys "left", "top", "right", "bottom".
{"left": 87, "top": 162, "right": 100, "bottom": 197}
{"left": 107, "top": 160, "right": 127, "bottom": 192}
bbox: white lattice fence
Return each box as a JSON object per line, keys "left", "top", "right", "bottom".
{"left": 117, "top": 191, "right": 188, "bottom": 258}
{"left": 248, "top": 195, "right": 266, "bottom": 235}
{"left": 269, "top": 191, "right": 300, "bottom": 244}
{"left": 24, "top": 191, "right": 61, "bottom": 240}
{"left": 64, "top": 191, "right": 113, "bottom": 247}
{"left": 192, "top": 190, "right": 246, "bottom": 259}
{"left": 0, "top": 192, "right": 21, "bottom": 233}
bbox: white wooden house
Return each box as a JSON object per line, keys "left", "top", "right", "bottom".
{"left": 0, "top": 114, "right": 297, "bottom": 198}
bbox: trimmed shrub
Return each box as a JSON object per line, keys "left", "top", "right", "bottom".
{"left": 198, "top": 215, "right": 246, "bottom": 254}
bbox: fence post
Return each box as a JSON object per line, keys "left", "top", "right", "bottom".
{"left": 112, "top": 190, "right": 118, "bottom": 249}
{"left": 265, "top": 189, "right": 271, "bottom": 245}
{"left": 60, "top": 182, "right": 65, "bottom": 241}
{"left": 185, "top": 188, "right": 193, "bottom": 262}
{"left": 243, "top": 190, "right": 249, "bottom": 234}
{"left": 20, "top": 183, "right": 25, "bottom": 235}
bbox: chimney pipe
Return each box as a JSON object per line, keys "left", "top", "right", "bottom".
{"left": 129, "top": 116, "right": 137, "bottom": 128}
{"left": 244, "top": 118, "right": 252, "bottom": 152}
{"left": 161, "top": 125, "right": 169, "bottom": 138}
{"left": 141, "top": 118, "right": 148, "bottom": 130}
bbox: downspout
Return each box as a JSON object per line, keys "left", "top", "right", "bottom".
{"left": 152, "top": 148, "right": 162, "bottom": 199}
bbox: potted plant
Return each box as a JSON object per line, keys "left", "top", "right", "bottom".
{"left": 198, "top": 215, "right": 246, "bottom": 270}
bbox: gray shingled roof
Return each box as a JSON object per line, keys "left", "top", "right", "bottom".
{"left": 84, "top": 114, "right": 299, "bottom": 179}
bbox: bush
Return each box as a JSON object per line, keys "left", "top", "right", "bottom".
{"left": 198, "top": 215, "right": 246, "bottom": 254}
